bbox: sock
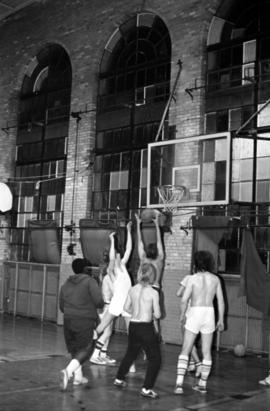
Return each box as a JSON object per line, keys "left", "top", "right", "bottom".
{"left": 74, "top": 365, "right": 83, "bottom": 380}
{"left": 66, "top": 359, "right": 80, "bottom": 379}
{"left": 198, "top": 360, "right": 212, "bottom": 389}
{"left": 100, "top": 348, "right": 107, "bottom": 359}
{"left": 176, "top": 354, "right": 188, "bottom": 387}
{"left": 92, "top": 341, "right": 104, "bottom": 358}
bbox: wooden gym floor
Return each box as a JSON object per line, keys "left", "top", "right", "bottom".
{"left": 0, "top": 313, "right": 270, "bottom": 411}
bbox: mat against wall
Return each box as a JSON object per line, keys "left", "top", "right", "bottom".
{"left": 79, "top": 219, "right": 122, "bottom": 267}
{"left": 79, "top": 219, "right": 162, "bottom": 268}
{"left": 28, "top": 220, "right": 61, "bottom": 264}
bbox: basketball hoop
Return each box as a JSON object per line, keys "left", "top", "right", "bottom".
{"left": 157, "top": 185, "right": 186, "bottom": 214}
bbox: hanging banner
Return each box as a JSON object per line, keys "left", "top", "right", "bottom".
{"left": 0, "top": 182, "right": 13, "bottom": 212}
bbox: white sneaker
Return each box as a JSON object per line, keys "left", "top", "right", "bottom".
{"left": 174, "top": 385, "right": 183, "bottom": 395}
{"left": 140, "top": 388, "right": 158, "bottom": 398}
{"left": 103, "top": 355, "right": 116, "bottom": 365}
{"left": 73, "top": 376, "right": 89, "bottom": 385}
{"left": 114, "top": 378, "right": 127, "bottom": 388}
{"left": 90, "top": 356, "right": 107, "bottom": 365}
{"left": 259, "top": 375, "right": 270, "bottom": 386}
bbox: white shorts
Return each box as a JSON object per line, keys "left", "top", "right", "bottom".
{"left": 185, "top": 306, "right": 215, "bottom": 334}
{"left": 108, "top": 272, "right": 132, "bottom": 317}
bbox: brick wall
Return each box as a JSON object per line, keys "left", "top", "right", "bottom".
{"left": 0, "top": 0, "right": 221, "bottom": 341}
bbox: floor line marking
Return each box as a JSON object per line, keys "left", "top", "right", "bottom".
{"left": 0, "top": 385, "right": 56, "bottom": 396}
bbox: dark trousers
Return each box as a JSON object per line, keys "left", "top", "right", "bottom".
{"left": 64, "top": 317, "right": 96, "bottom": 364}
{"left": 116, "top": 321, "right": 161, "bottom": 389}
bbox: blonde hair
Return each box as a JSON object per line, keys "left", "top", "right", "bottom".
{"left": 140, "top": 263, "right": 157, "bottom": 285}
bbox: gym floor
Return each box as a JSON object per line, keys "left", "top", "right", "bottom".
{"left": 0, "top": 313, "right": 270, "bottom": 411}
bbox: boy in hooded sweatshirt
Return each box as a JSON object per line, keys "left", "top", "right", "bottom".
{"left": 59, "top": 258, "right": 104, "bottom": 390}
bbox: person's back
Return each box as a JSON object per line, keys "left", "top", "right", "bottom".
{"left": 175, "top": 251, "right": 224, "bottom": 395}
{"left": 114, "top": 262, "right": 162, "bottom": 399}
{"left": 60, "top": 273, "right": 103, "bottom": 319}
{"left": 129, "top": 282, "right": 160, "bottom": 323}
{"left": 186, "top": 272, "right": 220, "bottom": 307}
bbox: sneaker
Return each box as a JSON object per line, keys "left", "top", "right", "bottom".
{"left": 192, "top": 384, "right": 207, "bottom": 394}
{"left": 73, "top": 376, "right": 89, "bottom": 386}
{"left": 114, "top": 378, "right": 127, "bottom": 388}
{"left": 259, "top": 375, "right": 270, "bottom": 386}
{"left": 129, "top": 364, "right": 136, "bottom": 373}
{"left": 103, "top": 355, "right": 116, "bottom": 365}
{"left": 59, "top": 369, "right": 69, "bottom": 391}
{"left": 90, "top": 356, "right": 107, "bottom": 365}
{"left": 140, "top": 388, "right": 158, "bottom": 398}
{"left": 174, "top": 385, "right": 183, "bottom": 395}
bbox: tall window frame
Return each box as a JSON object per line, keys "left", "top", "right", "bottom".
{"left": 94, "top": 13, "right": 172, "bottom": 220}
{"left": 9, "top": 44, "right": 72, "bottom": 261}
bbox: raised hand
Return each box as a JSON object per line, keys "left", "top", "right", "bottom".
{"left": 109, "top": 232, "right": 115, "bottom": 240}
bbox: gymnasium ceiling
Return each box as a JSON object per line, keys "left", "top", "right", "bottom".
{"left": 0, "top": 0, "right": 37, "bottom": 21}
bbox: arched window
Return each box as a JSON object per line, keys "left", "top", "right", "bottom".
{"left": 205, "top": 0, "right": 270, "bottom": 273}
{"left": 10, "top": 44, "right": 72, "bottom": 261}
{"left": 93, "top": 13, "right": 171, "bottom": 220}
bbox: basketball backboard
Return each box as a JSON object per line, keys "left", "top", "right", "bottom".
{"left": 147, "top": 132, "right": 231, "bottom": 208}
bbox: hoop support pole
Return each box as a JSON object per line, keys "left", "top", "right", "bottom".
{"left": 155, "top": 60, "right": 182, "bottom": 142}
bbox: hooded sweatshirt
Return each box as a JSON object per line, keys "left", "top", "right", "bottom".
{"left": 59, "top": 274, "right": 104, "bottom": 319}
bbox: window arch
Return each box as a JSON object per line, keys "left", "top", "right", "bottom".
{"left": 93, "top": 13, "right": 171, "bottom": 220}
{"left": 10, "top": 44, "right": 72, "bottom": 261}
{"left": 205, "top": 0, "right": 270, "bottom": 273}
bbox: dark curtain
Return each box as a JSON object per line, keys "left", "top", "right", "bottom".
{"left": 239, "top": 228, "right": 270, "bottom": 315}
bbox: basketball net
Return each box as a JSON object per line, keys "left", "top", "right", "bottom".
{"left": 156, "top": 185, "right": 186, "bottom": 214}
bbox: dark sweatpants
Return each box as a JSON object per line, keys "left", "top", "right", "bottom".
{"left": 116, "top": 321, "right": 161, "bottom": 389}
{"left": 64, "top": 316, "right": 96, "bottom": 364}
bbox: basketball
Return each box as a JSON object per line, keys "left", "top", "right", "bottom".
{"left": 140, "top": 208, "right": 157, "bottom": 223}
{"left": 233, "top": 344, "right": 246, "bottom": 357}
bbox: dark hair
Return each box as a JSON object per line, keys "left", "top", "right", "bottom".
{"left": 72, "top": 258, "right": 91, "bottom": 274}
{"left": 140, "top": 263, "right": 157, "bottom": 285}
{"left": 146, "top": 243, "right": 157, "bottom": 259}
{"left": 194, "top": 251, "right": 214, "bottom": 273}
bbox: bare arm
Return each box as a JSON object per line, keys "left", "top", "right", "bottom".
{"left": 135, "top": 213, "right": 146, "bottom": 261}
{"left": 176, "top": 284, "right": 185, "bottom": 297}
{"left": 152, "top": 290, "right": 161, "bottom": 320}
{"left": 176, "top": 275, "right": 190, "bottom": 297}
{"left": 216, "top": 279, "right": 225, "bottom": 331}
{"left": 122, "top": 221, "right": 132, "bottom": 265}
{"left": 124, "top": 290, "right": 132, "bottom": 314}
{"left": 153, "top": 210, "right": 164, "bottom": 260}
{"left": 107, "top": 232, "right": 115, "bottom": 273}
{"left": 179, "top": 280, "right": 192, "bottom": 324}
